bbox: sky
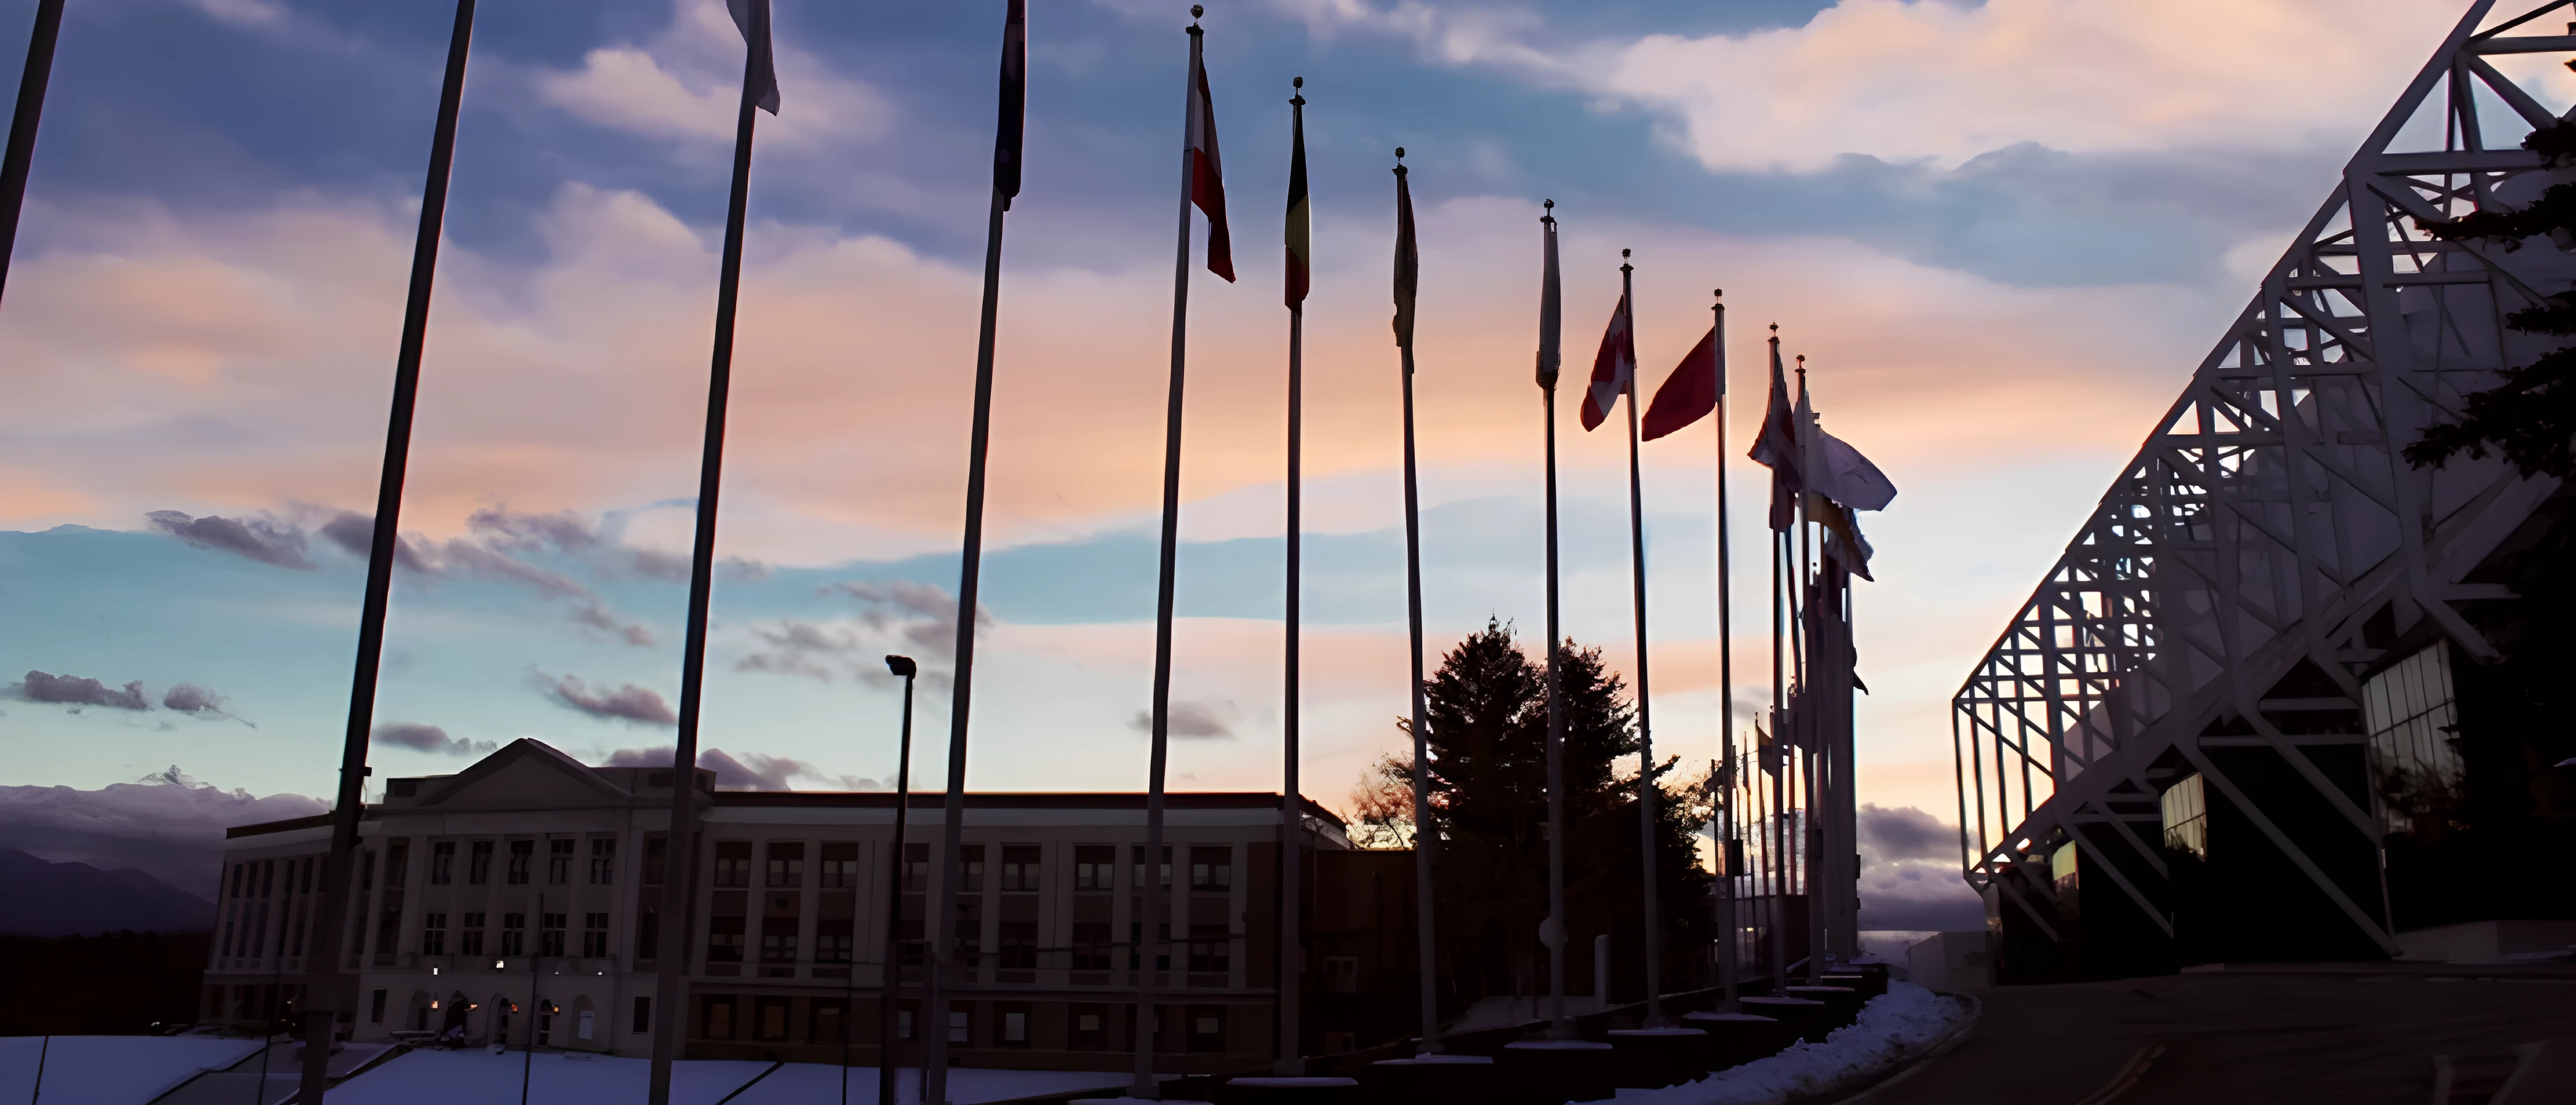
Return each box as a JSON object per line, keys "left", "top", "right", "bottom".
{"left": 0, "top": 0, "right": 2535, "bottom": 920}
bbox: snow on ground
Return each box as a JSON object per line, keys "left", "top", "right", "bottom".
{"left": 729, "top": 1062, "right": 1135, "bottom": 1103}
{"left": 0, "top": 1034, "right": 265, "bottom": 1104}
{"left": 324, "top": 1049, "right": 776, "bottom": 1104}
{"left": 1610, "top": 981, "right": 1975, "bottom": 1105}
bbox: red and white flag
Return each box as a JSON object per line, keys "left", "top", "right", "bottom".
{"left": 1187, "top": 46, "right": 1235, "bottom": 282}
{"left": 1579, "top": 292, "right": 1635, "bottom": 431}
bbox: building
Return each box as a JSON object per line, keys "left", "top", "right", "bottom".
{"left": 204, "top": 739, "right": 1354, "bottom": 1074}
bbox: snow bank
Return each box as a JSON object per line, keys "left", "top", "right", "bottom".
{"left": 1609, "top": 981, "right": 1974, "bottom": 1105}
{"left": 728, "top": 1062, "right": 1133, "bottom": 1103}
{"left": 324, "top": 1049, "right": 774, "bottom": 1104}
{"left": 0, "top": 1035, "right": 264, "bottom": 1104}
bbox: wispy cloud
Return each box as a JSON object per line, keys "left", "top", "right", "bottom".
{"left": 597, "top": 745, "right": 876, "bottom": 792}
{"left": 1129, "top": 699, "right": 1238, "bottom": 740}
{"left": 535, "top": 671, "right": 679, "bottom": 726}
{"left": 145, "top": 510, "right": 311, "bottom": 569}
{"left": 162, "top": 683, "right": 253, "bottom": 727}
{"left": 373, "top": 721, "right": 496, "bottom": 758}
{"left": 9, "top": 670, "right": 151, "bottom": 711}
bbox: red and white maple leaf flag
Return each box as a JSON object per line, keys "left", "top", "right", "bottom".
{"left": 1579, "top": 292, "right": 1636, "bottom": 430}
{"left": 1188, "top": 46, "right": 1235, "bottom": 282}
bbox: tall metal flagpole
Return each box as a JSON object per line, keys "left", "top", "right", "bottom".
{"left": 1616, "top": 251, "right": 1667, "bottom": 1026}
{"left": 1711, "top": 290, "right": 1737, "bottom": 1004}
{"left": 1277, "top": 76, "right": 1310, "bottom": 1072}
{"left": 1134, "top": 9, "right": 1219, "bottom": 1094}
{"left": 1535, "top": 201, "right": 1570, "bottom": 1036}
{"left": 648, "top": 3, "right": 774, "bottom": 1102}
{"left": 1765, "top": 330, "right": 1787, "bottom": 991}
{"left": 874, "top": 657, "right": 918, "bottom": 1105}
{"left": 925, "top": 4, "right": 1027, "bottom": 1100}
{"left": 299, "top": 5, "right": 475, "bottom": 1101}
{"left": 0, "top": 0, "right": 63, "bottom": 308}
{"left": 1392, "top": 148, "right": 1441, "bottom": 1055}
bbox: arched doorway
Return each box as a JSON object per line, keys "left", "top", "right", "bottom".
{"left": 441, "top": 991, "right": 470, "bottom": 1045}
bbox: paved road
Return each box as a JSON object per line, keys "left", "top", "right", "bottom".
{"left": 1856, "top": 963, "right": 2576, "bottom": 1104}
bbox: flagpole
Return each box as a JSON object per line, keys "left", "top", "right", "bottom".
{"left": 1392, "top": 147, "right": 1441, "bottom": 1055}
{"left": 923, "top": 2, "right": 1027, "bottom": 1099}
{"left": 1536, "top": 201, "right": 1570, "bottom": 1037}
{"left": 0, "top": 0, "right": 61, "bottom": 308}
{"left": 647, "top": 1, "right": 769, "bottom": 1100}
{"left": 1793, "top": 359, "right": 1823, "bottom": 986}
{"left": 1133, "top": 10, "right": 1211, "bottom": 1094}
{"left": 1765, "top": 329, "right": 1787, "bottom": 991}
{"left": 299, "top": 5, "right": 474, "bottom": 1101}
{"left": 1711, "top": 289, "right": 1737, "bottom": 1004}
{"left": 1615, "top": 250, "right": 1668, "bottom": 1026}
{"left": 1276, "top": 74, "right": 1309, "bottom": 1074}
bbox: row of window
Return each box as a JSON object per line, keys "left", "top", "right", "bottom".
{"left": 711, "top": 841, "right": 1235, "bottom": 893}
{"left": 694, "top": 994, "right": 1232, "bottom": 1053}
{"left": 419, "top": 911, "right": 613, "bottom": 958}
{"left": 425, "top": 838, "right": 618, "bottom": 887}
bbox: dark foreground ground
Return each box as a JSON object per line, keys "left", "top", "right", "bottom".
{"left": 1859, "top": 961, "right": 2576, "bottom": 1104}
{"left": 0, "top": 931, "right": 208, "bottom": 1035}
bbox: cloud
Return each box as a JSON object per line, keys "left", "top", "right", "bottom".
{"left": 372, "top": 721, "right": 496, "bottom": 758}
{"left": 1128, "top": 699, "right": 1236, "bottom": 740}
{"left": 535, "top": 671, "right": 679, "bottom": 726}
{"left": 11, "top": 670, "right": 150, "bottom": 711}
{"left": 0, "top": 770, "right": 328, "bottom": 897}
{"left": 531, "top": 0, "right": 895, "bottom": 152}
{"left": 597, "top": 746, "right": 876, "bottom": 792}
{"left": 161, "top": 683, "right": 253, "bottom": 727}
{"left": 314, "top": 509, "right": 657, "bottom": 645}
{"left": 1858, "top": 802, "right": 1954, "bottom": 864}
{"left": 823, "top": 580, "right": 988, "bottom": 654}
{"left": 145, "top": 509, "right": 311, "bottom": 569}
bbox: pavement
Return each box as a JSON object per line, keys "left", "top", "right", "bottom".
{"left": 1851, "top": 962, "right": 2576, "bottom": 1104}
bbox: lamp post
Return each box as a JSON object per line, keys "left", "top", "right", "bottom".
{"left": 874, "top": 656, "right": 919, "bottom": 1105}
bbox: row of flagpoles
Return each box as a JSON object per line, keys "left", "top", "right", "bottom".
{"left": 0, "top": 0, "right": 1902, "bottom": 1100}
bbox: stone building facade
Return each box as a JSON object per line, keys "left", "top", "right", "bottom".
{"left": 204, "top": 739, "right": 1349, "bottom": 1074}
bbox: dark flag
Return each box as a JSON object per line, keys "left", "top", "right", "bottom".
{"left": 1188, "top": 45, "right": 1234, "bottom": 281}
{"left": 1641, "top": 323, "right": 1719, "bottom": 441}
{"left": 1392, "top": 153, "right": 1417, "bottom": 349}
{"left": 725, "top": 0, "right": 779, "bottom": 115}
{"left": 994, "top": 0, "right": 1026, "bottom": 207}
{"left": 1536, "top": 202, "right": 1560, "bottom": 388}
{"left": 1285, "top": 90, "right": 1310, "bottom": 308}
{"left": 1749, "top": 335, "right": 1801, "bottom": 529}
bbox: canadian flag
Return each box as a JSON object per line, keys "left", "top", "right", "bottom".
{"left": 1580, "top": 292, "right": 1635, "bottom": 431}
{"left": 1187, "top": 47, "right": 1235, "bottom": 282}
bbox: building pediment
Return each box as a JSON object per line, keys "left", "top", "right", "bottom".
{"left": 404, "top": 739, "right": 629, "bottom": 811}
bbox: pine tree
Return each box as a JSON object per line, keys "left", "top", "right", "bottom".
{"left": 2413, "top": 119, "right": 2576, "bottom": 479}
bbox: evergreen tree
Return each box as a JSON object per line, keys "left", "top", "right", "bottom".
{"left": 2414, "top": 119, "right": 2576, "bottom": 479}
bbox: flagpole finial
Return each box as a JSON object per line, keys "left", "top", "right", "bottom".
{"left": 1542, "top": 198, "right": 1553, "bottom": 226}
{"left": 1292, "top": 76, "right": 1305, "bottom": 107}
{"left": 1621, "top": 247, "right": 1632, "bottom": 276}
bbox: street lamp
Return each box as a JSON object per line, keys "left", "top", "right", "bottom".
{"left": 868, "top": 655, "right": 919, "bottom": 1105}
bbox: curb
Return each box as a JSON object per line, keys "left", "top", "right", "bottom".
{"left": 1803, "top": 991, "right": 1983, "bottom": 1105}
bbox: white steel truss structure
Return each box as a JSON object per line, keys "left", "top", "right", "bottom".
{"left": 1952, "top": 0, "right": 2572, "bottom": 953}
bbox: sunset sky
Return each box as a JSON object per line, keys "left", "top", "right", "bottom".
{"left": 0, "top": 0, "right": 2524, "bottom": 917}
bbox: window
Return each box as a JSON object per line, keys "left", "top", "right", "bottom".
{"left": 895, "top": 1002, "right": 915, "bottom": 1040}
{"left": 811, "top": 999, "right": 847, "bottom": 1045}
{"left": 636, "top": 904, "right": 660, "bottom": 963}
{"left": 1071, "top": 923, "right": 1112, "bottom": 970}
{"left": 1075, "top": 845, "right": 1114, "bottom": 891}
{"left": 506, "top": 840, "right": 533, "bottom": 885}
{"left": 422, "top": 912, "right": 447, "bottom": 956}
{"left": 578, "top": 1008, "right": 594, "bottom": 1041}
{"left": 903, "top": 843, "right": 929, "bottom": 892}
{"left": 1324, "top": 956, "right": 1359, "bottom": 993}
{"left": 708, "top": 917, "right": 745, "bottom": 963}
{"left": 469, "top": 841, "right": 493, "bottom": 885}
{"left": 1189, "top": 924, "right": 1229, "bottom": 972}
{"left": 956, "top": 844, "right": 985, "bottom": 892}
{"left": 2160, "top": 774, "right": 2208, "bottom": 859}
{"left": 539, "top": 913, "right": 567, "bottom": 957}
{"left": 819, "top": 842, "right": 858, "bottom": 888}
{"left": 2364, "top": 641, "right": 2467, "bottom": 835}
{"left": 1070, "top": 1004, "right": 1109, "bottom": 1051}
{"left": 949, "top": 1008, "right": 970, "bottom": 1044}
{"left": 2050, "top": 843, "right": 2079, "bottom": 896}
{"left": 702, "top": 995, "right": 737, "bottom": 1041}
{"left": 588, "top": 838, "right": 616, "bottom": 885}
{"left": 230, "top": 863, "right": 245, "bottom": 899}
{"left": 632, "top": 995, "right": 652, "bottom": 1034}
{"left": 817, "top": 919, "right": 854, "bottom": 964}
{"left": 369, "top": 989, "right": 387, "bottom": 1025}
{"left": 583, "top": 913, "right": 609, "bottom": 958}
{"left": 998, "top": 1002, "right": 1031, "bottom": 1047}
{"left": 429, "top": 842, "right": 455, "bottom": 885}
{"left": 1129, "top": 919, "right": 1172, "bottom": 970}
{"left": 756, "top": 997, "right": 791, "bottom": 1042}
{"left": 766, "top": 842, "right": 804, "bottom": 888}
{"left": 1131, "top": 844, "right": 1171, "bottom": 889}
{"left": 548, "top": 838, "right": 574, "bottom": 885}
{"left": 460, "top": 912, "right": 486, "bottom": 957}
{"left": 1001, "top": 845, "right": 1040, "bottom": 892}
{"left": 714, "top": 841, "right": 752, "bottom": 888}
{"left": 999, "top": 920, "right": 1038, "bottom": 970}
{"left": 1187, "top": 1006, "right": 1225, "bottom": 1053}
{"left": 761, "top": 929, "right": 799, "bottom": 965}
{"left": 643, "top": 834, "right": 667, "bottom": 886}
{"left": 1190, "top": 847, "right": 1231, "bottom": 891}
{"left": 500, "top": 913, "right": 526, "bottom": 957}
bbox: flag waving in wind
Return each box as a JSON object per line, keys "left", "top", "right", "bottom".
{"left": 1536, "top": 204, "right": 1560, "bottom": 388}
{"left": 1188, "top": 44, "right": 1235, "bottom": 282}
{"left": 1642, "top": 324, "right": 1719, "bottom": 441}
{"left": 1748, "top": 335, "right": 1800, "bottom": 529}
{"left": 1580, "top": 292, "right": 1635, "bottom": 430}
{"left": 1392, "top": 153, "right": 1417, "bottom": 349}
{"left": 726, "top": 0, "right": 780, "bottom": 114}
